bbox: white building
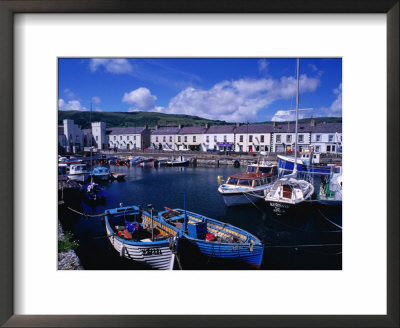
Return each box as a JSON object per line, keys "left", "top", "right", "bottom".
{"left": 91, "top": 122, "right": 107, "bottom": 150}
{"left": 203, "top": 124, "right": 236, "bottom": 152}
{"left": 176, "top": 126, "right": 207, "bottom": 151}
{"left": 233, "top": 124, "right": 273, "bottom": 153}
{"left": 271, "top": 123, "right": 311, "bottom": 153}
{"left": 107, "top": 126, "right": 151, "bottom": 150}
{"left": 63, "top": 119, "right": 83, "bottom": 153}
{"left": 309, "top": 121, "right": 342, "bottom": 153}
{"left": 151, "top": 126, "right": 180, "bottom": 150}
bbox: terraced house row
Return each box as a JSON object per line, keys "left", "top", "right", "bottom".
{"left": 59, "top": 119, "right": 342, "bottom": 154}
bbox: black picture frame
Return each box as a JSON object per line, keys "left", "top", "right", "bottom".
{"left": 0, "top": 1, "right": 398, "bottom": 327}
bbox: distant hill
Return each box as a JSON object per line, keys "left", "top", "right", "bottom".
{"left": 58, "top": 110, "right": 342, "bottom": 129}
{"left": 58, "top": 111, "right": 228, "bottom": 129}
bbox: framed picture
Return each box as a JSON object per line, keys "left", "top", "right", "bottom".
{"left": 0, "top": 0, "right": 398, "bottom": 327}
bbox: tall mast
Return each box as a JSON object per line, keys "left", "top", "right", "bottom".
{"left": 293, "top": 58, "right": 300, "bottom": 174}
{"left": 90, "top": 103, "right": 93, "bottom": 180}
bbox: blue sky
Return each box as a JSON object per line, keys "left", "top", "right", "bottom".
{"left": 58, "top": 58, "right": 342, "bottom": 123}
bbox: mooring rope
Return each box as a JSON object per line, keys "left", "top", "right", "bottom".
{"left": 67, "top": 207, "right": 106, "bottom": 218}
{"left": 316, "top": 207, "right": 342, "bottom": 229}
{"left": 267, "top": 243, "right": 341, "bottom": 248}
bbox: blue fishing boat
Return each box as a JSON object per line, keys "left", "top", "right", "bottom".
{"left": 158, "top": 207, "right": 264, "bottom": 268}
{"left": 82, "top": 181, "right": 106, "bottom": 203}
{"left": 104, "top": 205, "right": 180, "bottom": 270}
{"left": 91, "top": 166, "right": 110, "bottom": 181}
{"left": 277, "top": 154, "right": 332, "bottom": 175}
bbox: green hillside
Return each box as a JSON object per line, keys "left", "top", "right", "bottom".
{"left": 58, "top": 111, "right": 228, "bottom": 129}
{"left": 58, "top": 110, "right": 342, "bottom": 128}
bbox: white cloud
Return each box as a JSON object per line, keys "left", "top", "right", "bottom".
{"left": 161, "top": 74, "right": 320, "bottom": 122}
{"left": 122, "top": 87, "right": 157, "bottom": 111}
{"left": 63, "top": 88, "right": 75, "bottom": 99}
{"left": 58, "top": 99, "right": 87, "bottom": 111}
{"left": 91, "top": 96, "right": 101, "bottom": 104}
{"left": 89, "top": 59, "right": 132, "bottom": 74}
{"left": 271, "top": 108, "right": 313, "bottom": 122}
{"left": 329, "top": 83, "right": 342, "bottom": 116}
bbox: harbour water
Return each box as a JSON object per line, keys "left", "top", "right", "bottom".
{"left": 59, "top": 165, "right": 342, "bottom": 270}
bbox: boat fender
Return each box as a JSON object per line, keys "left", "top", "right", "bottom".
{"left": 249, "top": 243, "right": 254, "bottom": 252}
{"left": 234, "top": 160, "right": 240, "bottom": 168}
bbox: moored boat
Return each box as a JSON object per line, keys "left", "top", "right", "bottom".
{"left": 91, "top": 166, "right": 110, "bottom": 181}
{"left": 67, "top": 164, "right": 90, "bottom": 182}
{"left": 82, "top": 181, "right": 106, "bottom": 203}
{"left": 165, "top": 155, "right": 190, "bottom": 167}
{"left": 104, "top": 205, "right": 180, "bottom": 270}
{"left": 138, "top": 158, "right": 159, "bottom": 167}
{"left": 317, "top": 164, "right": 342, "bottom": 205}
{"left": 110, "top": 172, "right": 127, "bottom": 181}
{"left": 158, "top": 207, "right": 264, "bottom": 268}
{"left": 218, "top": 153, "right": 278, "bottom": 207}
{"left": 277, "top": 154, "right": 332, "bottom": 175}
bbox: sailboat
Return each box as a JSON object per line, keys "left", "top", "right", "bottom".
{"left": 83, "top": 103, "right": 107, "bottom": 203}
{"left": 264, "top": 58, "right": 314, "bottom": 214}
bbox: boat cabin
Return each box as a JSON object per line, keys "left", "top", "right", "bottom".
{"left": 246, "top": 165, "right": 278, "bottom": 176}
{"left": 300, "top": 152, "right": 320, "bottom": 164}
{"left": 225, "top": 173, "right": 276, "bottom": 188}
{"left": 69, "top": 164, "right": 88, "bottom": 173}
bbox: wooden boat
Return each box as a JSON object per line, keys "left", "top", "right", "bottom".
{"left": 218, "top": 153, "right": 278, "bottom": 206}
{"left": 138, "top": 158, "right": 159, "bottom": 167}
{"left": 104, "top": 205, "right": 180, "bottom": 270}
{"left": 158, "top": 207, "right": 264, "bottom": 268}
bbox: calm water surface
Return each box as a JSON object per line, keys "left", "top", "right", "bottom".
{"left": 59, "top": 165, "right": 342, "bottom": 270}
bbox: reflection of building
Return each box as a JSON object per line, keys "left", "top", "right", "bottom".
{"left": 151, "top": 126, "right": 180, "bottom": 150}
{"left": 107, "top": 126, "right": 151, "bottom": 150}
{"left": 202, "top": 124, "right": 235, "bottom": 152}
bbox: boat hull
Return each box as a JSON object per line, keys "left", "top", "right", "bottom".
{"left": 278, "top": 155, "right": 332, "bottom": 175}
{"left": 105, "top": 217, "right": 175, "bottom": 270}
{"left": 165, "top": 161, "right": 190, "bottom": 167}
{"left": 220, "top": 191, "right": 263, "bottom": 207}
{"left": 92, "top": 174, "right": 109, "bottom": 181}
{"left": 186, "top": 237, "right": 264, "bottom": 268}
{"left": 68, "top": 173, "right": 90, "bottom": 182}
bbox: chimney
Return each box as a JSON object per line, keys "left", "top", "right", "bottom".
{"left": 178, "top": 124, "right": 184, "bottom": 129}
{"left": 311, "top": 119, "right": 316, "bottom": 127}
{"left": 205, "top": 123, "right": 209, "bottom": 129}
{"left": 145, "top": 124, "right": 149, "bottom": 129}
{"left": 236, "top": 122, "right": 241, "bottom": 128}
{"left": 273, "top": 121, "right": 276, "bottom": 127}
{"left": 156, "top": 124, "right": 160, "bottom": 130}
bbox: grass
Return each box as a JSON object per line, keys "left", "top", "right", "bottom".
{"left": 58, "top": 231, "right": 79, "bottom": 253}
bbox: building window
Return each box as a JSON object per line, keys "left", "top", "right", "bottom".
{"left": 224, "top": 135, "right": 227, "bottom": 142}
{"left": 298, "top": 134, "right": 304, "bottom": 143}
{"left": 249, "top": 135, "right": 253, "bottom": 142}
{"left": 127, "top": 136, "right": 129, "bottom": 140}
{"left": 163, "top": 136, "right": 166, "bottom": 142}
{"left": 120, "top": 136, "right": 122, "bottom": 140}
{"left": 315, "top": 145, "right": 320, "bottom": 152}
{"left": 316, "top": 134, "right": 321, "bottom": 142}
{"left": 169, "top": 136, "right": 172, "bottom": 142}
{"left": 260, "top": 135, "right": 264, "bottom": 143}
{"left": 332, "top": 145, "right": 336, "bottom": 152}
{"left": 193, "top": 136, "right": 196, "bottom": 142}
{"left": 265, "top": 146, "right": 269, "bottom": 152}
{"left": 134, "top": 136, "right": 136, "bottom": 141}
{"left": 178, "top": 136, "right": 181, "bottom": 142}
{"left": 156, "top": 137, "right": 158, "bottom": 142}
{"left": 286, "top": 135, "right": 292, "bottom": 143}
{"left": 327, "top": 145, "right": 331, "bottom": 152}
{"left": 214, "top": 135, "right": 217, "bottom": 142}
{"left": 239, "top": 145, "right": 243, "bottom": 151}
{"left": 239, "top": 135, "right": 243, "bottom": 142}
{"left": 329, "top": 134, "right": 334, "bottom": 142}
{"left": 248, "top": 145, "right": 253, "bottom": 152}
{"left": 114, "top": 136, "right": 116, "bottom": 140}
{"left": 276, "top": 135, "right": 281, "bottom": 143}
{"left": 96, "top": 136, "right": 98, "bottom": 141}
{"left": 206, "top": 136, "right": 209, "bottom": 142}
{"left": 184, "top": 136, "right": 187, "bottom": 142}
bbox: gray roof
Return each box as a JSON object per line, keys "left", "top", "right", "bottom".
{"left": 205, "top": 125, "right": 236, "bottom": 134}
{"left": 108, "top": 127, "right": 147, "bottom": 135}
{"left": 178, "top": 126, "right": 207, "bottom": 134}
{"left": 233, "top": 122, "right": 341, "bottom": 134}
{"left": 151, "top": 127, "right": 180, "bottom": 135}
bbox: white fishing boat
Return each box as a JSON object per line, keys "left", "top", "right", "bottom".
{"left": 67, "top": 164, "right": 90, "bottom": 182}
{"left": 104, "top": 205, "right": 179, "bottom": 270}
{"left": 264, "top": 58, "right": 314, "bottom": 214}
{"left": 218, "top": 152, "right": 278, "bottom": 207}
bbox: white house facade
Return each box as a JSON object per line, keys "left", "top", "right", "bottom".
{"left": 107, "top": 127, "right": 151, "bottom": 150}
{"left": 177, "top": 126, "right": 207, "bottom": 151}
{"left": 233, "top": 124, "right": 273, "bottom": 153}
{"left": 63, "top": 119, "right": 83, "bottom": 153}
{"left": 151, "top": 126, "right": 180, "bottom": 150}
{"left": 309, "top": 122, "right": 342, "bottom": 153}
{"left": 202, "top": 125, "right": 236, "bottom": 152}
